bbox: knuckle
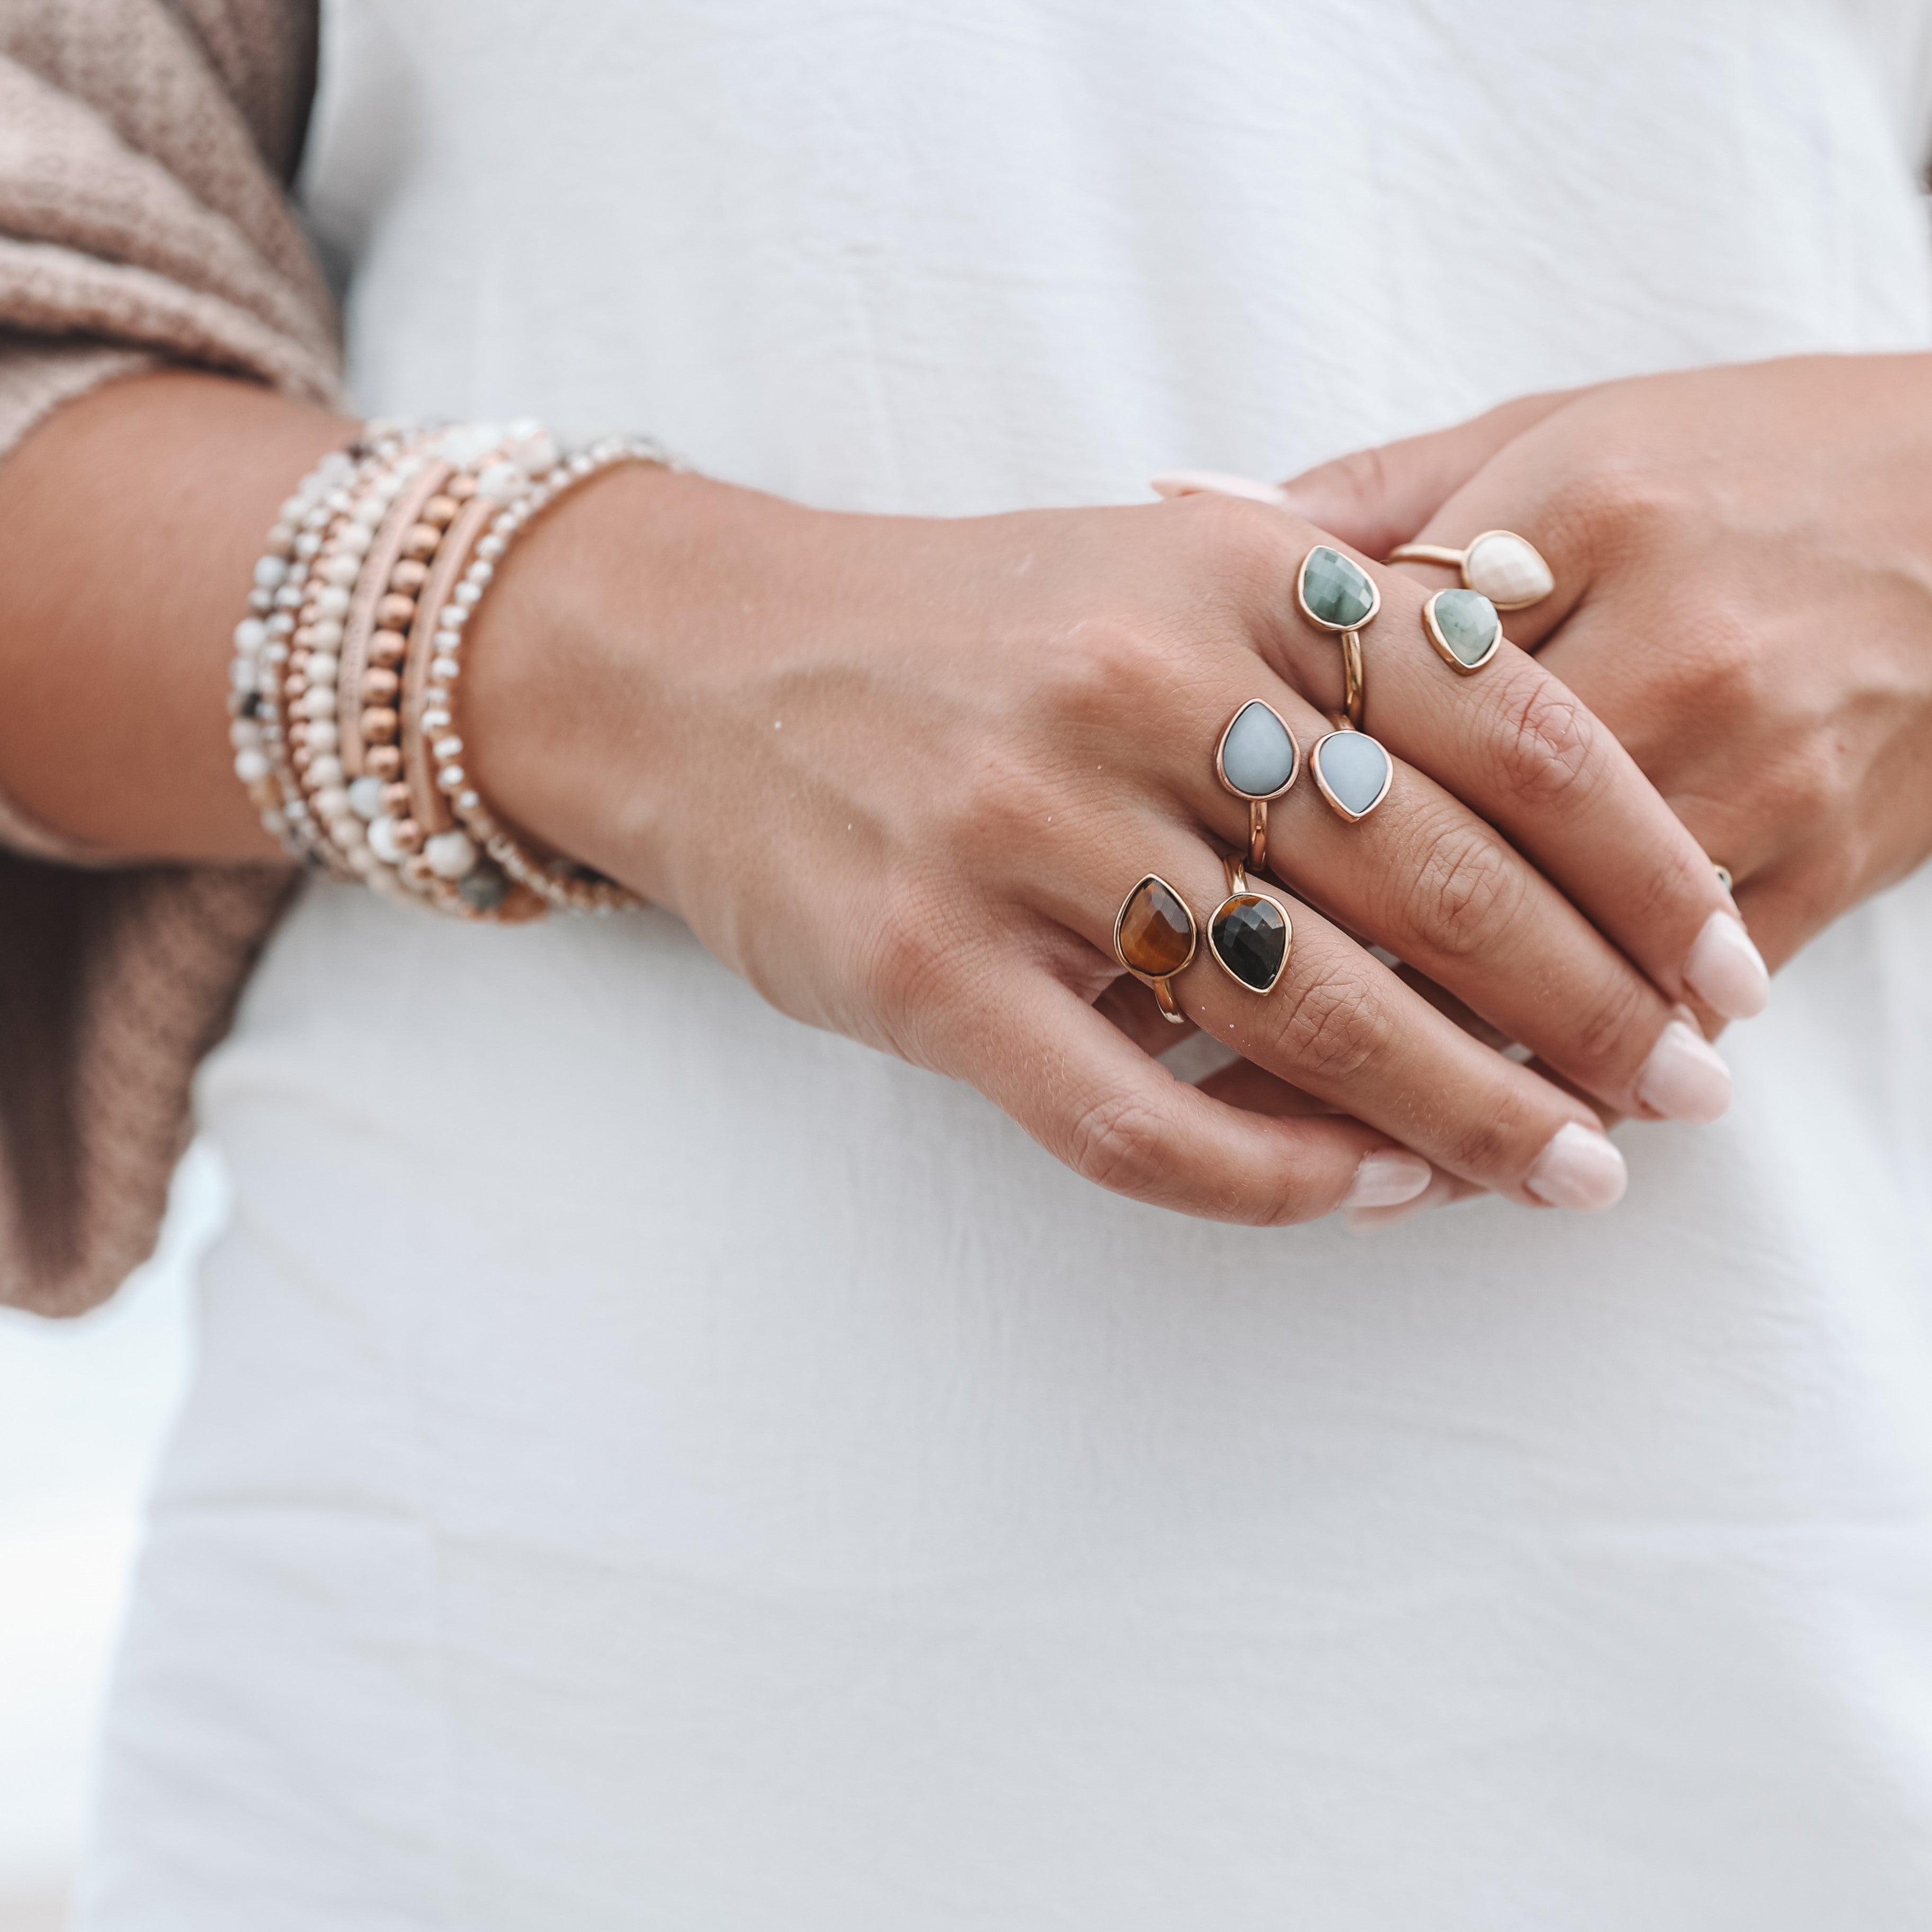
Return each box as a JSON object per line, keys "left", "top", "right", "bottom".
{"left": 1569, "top": 970, "right": 1655, "bottom": 1075}
{"left": 1177, "top": 490, "right": 1294, "bottom": 593}
{"left": 859, "top": 890, "right": 962, "bottom": 1031}
{"left": 1438, "top": 1105, "right": 1522, "bottom": 1183}
{"left": 1405, "top": 816, "right": 1526, "bottom": 962}
{"left": 1062, "top": 1088, "right": 1172, "bottom": 1197}
{"left": 1490, "top": 674, "right": 1600, "bottom": 808}
{"left": 1273, "top": 961, "right": 1389, "bottom": 1084}
{"left": 1546, "top": 456, "right": 1678, "bottom": 556}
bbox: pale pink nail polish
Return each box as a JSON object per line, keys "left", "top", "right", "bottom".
{"left": 1524, "top": 1122, "right": 1627, "bottom": 1211}
{"left": 1683, "top": 910, "right": 1770, "bottom": 1020}
{"left": 1342, "top": 1150, "right": 1434, "bottom": 1211}
{"left": 1634, "top": 1017, "right": 1732, "bottom": 1124}
{"left": 1148, "top": 469, "right": 1290, "bottom": 506}
{"left": 1345, "top": 1165, "right": 1456, "bottom": 1233}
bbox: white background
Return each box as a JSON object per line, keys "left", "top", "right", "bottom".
{"left": 0, "top": 1152, "right": 212, "bottom": 1932}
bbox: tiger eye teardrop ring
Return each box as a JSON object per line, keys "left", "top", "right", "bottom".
{"left": 1113, "top": 874, "right": 1197, "bottom": 1023}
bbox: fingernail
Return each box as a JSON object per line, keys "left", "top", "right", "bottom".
{"left": 1634, "top": 1016, "right": 1732, "bottom": 1124}
{"left": 1345, "top": 1164, "right": 1455, "bottom": 1233}
{"left": 1343, "top": 1150, "right": 1434, "bottom": 1210}
{"left": 1683, "top": 910, "right": 1770, "bottom": 1020}
{"left": 1149, "top": 469, "right": 1290, "bottom": 506}
{"left": 1524, "top": 1121, "right": 1628, "bottom": 1211}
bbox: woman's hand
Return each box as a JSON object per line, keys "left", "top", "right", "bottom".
{"left": 462, "top": 467, "right": 1750, "bottom": 1223}
{"left": 1278, "top": 353, "right": 1932, "bottom": 987}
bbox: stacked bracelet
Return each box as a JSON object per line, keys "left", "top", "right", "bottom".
{"left": 230, "top": 420, "right": 670, "bottom": 923}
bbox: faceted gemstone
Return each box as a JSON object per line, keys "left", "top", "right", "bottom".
{"left": 1429, "top": 588, "right": 1501, "bottom": 667}
{"left": 1116, "top": 875, "right": 1195, "bottom": 977}
{"left": 1299, "top": 545, "right": 1377, "bottom": 629}
{"left": 1463, "top": 531, "right": 1554, "bottom": 608}
{"left": 1210, "top": 893, "right": 1290, "bottom": 991}
{"left": 1313, "top": 730, "right": 1393, "bottom": 820}
{"left": 1219, "top": 701, "right": 1298, "bottom": 798}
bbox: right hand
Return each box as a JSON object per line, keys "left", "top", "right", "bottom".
{"left": 461, "top": 468, "right": 1757, "bottom": 1223}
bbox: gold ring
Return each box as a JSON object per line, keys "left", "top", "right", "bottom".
{"left": 1310, "top": 721, "right": 1395, "bottom": 824}
{"left": 1295, "top": 544, "right": 1380, "bottom": 730}
{"left": 1214, "top": 701, "right": 1300, "bottom": 873}
{"left": 1208, "top": 854, "right": 1293, "bottom": 994}
{"left": 1113, "top": 873, "right": 1197, "bottom": 1024}
{"left": 1420, "top": 588, "right": 1504, "bottom": 675}
{"left": 1386, "top": 529, "right": 1554, "bottom": 610}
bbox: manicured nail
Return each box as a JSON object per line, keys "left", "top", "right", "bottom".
{"left": 1149, "top": 469, "right": 1289, "bottom": 505}
{"left": 1683, "top": 910, "right": 1769, "bottom": 1020}
{"left": 1524, "top": 1122, "right": 1627, "bottom": 1211}
{"left": 1343, "top": 1150, "right": 1434, "bottom": 1210}
{"left": 1634, "top": 1016, "right": 1732, "bottom": 1124}
{"left": 1345, "top": 1165, "right": 1455, "bottom": 1233}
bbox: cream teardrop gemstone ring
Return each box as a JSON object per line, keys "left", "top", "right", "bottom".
{"left": 1215, "top": 700, "right": 1300, "bottom": 872}
{"left": 1387, "top": 529, "right": 1554, "bottom": 610}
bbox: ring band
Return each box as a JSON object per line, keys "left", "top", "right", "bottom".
{"left": 1386, "top": 529, "right": 1554, "bottom": 610}
{"left": 1339, "top": 628, "right": 1365, "bottom": 728}
{"left": 1114, "top": 873, "right": 1197, "bottom": 1023}
{"left": 1214, "top": 700, "right": 1300, "bottom": 873}
{"left": 1208, "top": 854, "right": 1293, "bottom": 994}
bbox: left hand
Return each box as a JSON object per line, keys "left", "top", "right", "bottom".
{"left": 1274, "top": 353, "right": 1932, "bottom": 988}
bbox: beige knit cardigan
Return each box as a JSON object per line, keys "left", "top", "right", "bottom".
{"left": 0, "top": 0, "right": 334, "bottom": 1314}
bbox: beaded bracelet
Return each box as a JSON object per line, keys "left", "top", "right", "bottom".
{"left": 231, "top": 420, "right": 669, "bottom": 922}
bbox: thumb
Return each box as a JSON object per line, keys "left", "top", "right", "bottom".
{"left": 1277, "top": 387, "right": 1586, "bottom": 557}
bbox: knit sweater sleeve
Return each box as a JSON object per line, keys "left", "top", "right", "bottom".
{"left": 0, "top": 0, "right": 340, "bottom": 1314}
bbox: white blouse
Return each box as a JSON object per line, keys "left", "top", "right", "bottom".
{"left": 85, "top": 3, "right": 1932, "bottom": 1926}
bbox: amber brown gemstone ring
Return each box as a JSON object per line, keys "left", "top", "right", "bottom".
{"left": 1113, "top": 873, "right": 1197, "bottom": 1024}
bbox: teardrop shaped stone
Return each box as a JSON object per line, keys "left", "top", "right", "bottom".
{"left": 1211, "top": 893, "right": 1289, "bottom": 991}
{"left": 1431, "top": 588, "right": 1501, "bottom": 666}
{"left": 1299, "top": 545, "right": 1377, "bottom": 629}
{"left": 1219, "top": 701, "right": 1297, "bottom": 797}
{"left": 1463, "top": 531, "right": 1554, "bottom": 608}
{"left": 1117, "top": 875, "right": 1194, "bottom": 977}
{"left": 1314, "top": 730, "right": 1393, "bottom": 819}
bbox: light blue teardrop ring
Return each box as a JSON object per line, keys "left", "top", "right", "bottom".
{"left": 1294, "top": 544, "right": 1394, "bottom": 825}
{"left": 1215, "top": 699, "right": 1299, "bottom": 873}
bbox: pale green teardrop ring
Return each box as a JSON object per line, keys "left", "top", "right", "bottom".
{"left": 1421, "top": 587, "right": 1504, "bottom": 675}
{"left": 1294, "top": 545, "right": 1394, "bottom": 824}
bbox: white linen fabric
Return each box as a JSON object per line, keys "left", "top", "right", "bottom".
{"left": 84, "top": 3, "right": 1932, "bottom": 1927}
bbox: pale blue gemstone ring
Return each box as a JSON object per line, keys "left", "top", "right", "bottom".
{"left": 1215, "top": 700, "right": 1300, "bottom": 872}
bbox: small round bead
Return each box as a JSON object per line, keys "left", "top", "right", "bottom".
{"left": 274, "top": 586, "right": 305, "bottom": 611}
{"left": 463, "top": 560, "right": 494, "bottom": 587}
{"left": 390, "top": 818, "right": 424, "bottom": 854}
{"left": 422, "top": 495, "right": 460, "bottom": 527}
{"left": 334, "top": 522, "right": 372, "bottom": 557}
{"left": 248, "top": 587, "right": 274, "bottom": 615}
{"left": 421, "top": 709, "right": 452, "bottom": 734}
{"left": 234, "top": 749, "right": 270, "bottom": 784}
{"left": 368, "top": 629, "right": 408, "bottom": 668}
{"left": 437, "top": 763, "right": 466, "bottom": 792}
{"left": 376, "top": 593, "right": 417, "bottom": 629}
{"left": 380, "top": 782, "right": 414, "bottom": 816}
{"left": 476, "top": 534, "right": 505, "bottom": 560}
{"left": 313, "top": 786, "right": 349, "bottom": 821}
{"left": 366, "top": 745, "right": 403, "bottom": 781}
{"left": 229, "top": 718, "right": 263, "bottom": 750}
{"left": 399, "top": 523, "right": 442, "bottom": 560}
{"left": 306, "top": 719, "right": 339, "bottom": 752}
{"left": 431, "top": 656, "right": 461, "bottom": 683}
{"left": 308, "top": 755, "right": 344, "bottom": 789}
{"left": 316, "top": 586, "right": 352, "bottom": 618}
{"left": 320, "top": 553, "right": 360, "bottom": 586}
{"left": 310, "top": 618, "right": 345, "bottom": 648}
{"left": 347, "top": 776, "right": 386, "bottom": 820}
{"left": 432, "top": 735, "right": 463, "bottom": 761}
{"left": 448, "top": 475, "right": 479, "bottom": 502}
{"left": 361, "top": 666, "right": 400, "bottom": 704}
{"left": 424, "top": 829, "right": 478, "bottom": 879}
{"left": 267, "top": 612, "right": 297, "bottom": 636}
{"left": 452, "top": 582, "right": 482, "bottom": 609}
{"left": 291, "top": 745, "right": 313, "bottom": 771}
{"left": 302, "top": 686, "right": 338, "bottom": 719}
{"left": 306, "top": 652, "right": 339, "bottom": 686}
{"left": 361, "top": 706, "right": 399, "bottom": 744}
{"left": 254, "top": 556, "right": 289, "bottom": 589}
{"left": 234, "top": 618, "right": 268, "bottom": 653}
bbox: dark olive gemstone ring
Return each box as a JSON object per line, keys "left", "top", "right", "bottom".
{"left": 1208, "top": 855, "right": 1292, "bottom": 994}
{"left": 1113, "top": 873, "right": 1198, "bottom": 1024}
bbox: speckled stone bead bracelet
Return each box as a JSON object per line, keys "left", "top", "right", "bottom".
{"left": 231, "top": 420, "right": 670, "bottom": 922}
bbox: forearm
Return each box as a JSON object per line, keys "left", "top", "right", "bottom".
{"left": 0, "top": 370, "right": 356, "bottom": 861}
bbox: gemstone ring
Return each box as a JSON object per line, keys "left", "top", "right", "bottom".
{"left": 1113, "top": 873, "right": 1197, "bottom": 1024}
{"left": 1208, "top": 855, "right": 1292, "bottom": 994}
{"left": 1386, "top": 529, "right": 1555, "bottom": 610}
{"left": 1215, "top": 700, "right": 1300, "bottom": 873}
{"left": 1295, "top": 544, "right": 1380, "bottom": 730}
{"left": 1421, "top": 587, "right": 1504, "bottom": 675}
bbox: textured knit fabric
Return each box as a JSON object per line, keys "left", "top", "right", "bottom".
{"left": 0, "top": 0, "right": 331, "bottom": 1314}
